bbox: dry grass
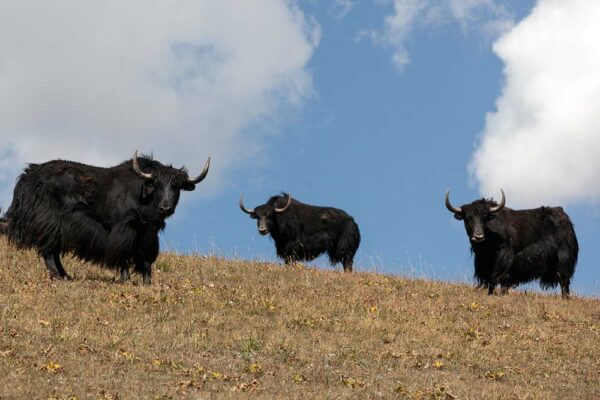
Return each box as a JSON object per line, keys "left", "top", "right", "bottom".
{"left": 0, "top": 237, "right": 599, "bottom": 399}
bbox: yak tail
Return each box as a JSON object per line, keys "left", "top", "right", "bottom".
{"left": 331, "top": 219, "right": 361, "bottom": 266}
{"left": 554, "top": 209, "right": 579, "bottom": 277}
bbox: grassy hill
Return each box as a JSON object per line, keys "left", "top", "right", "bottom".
{"left": 0, "top": 237, "right": 599, "bottom": 399}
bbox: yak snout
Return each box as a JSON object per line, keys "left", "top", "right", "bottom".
{"left": 158, "top": 200, "right": 174, "bottom": 215}
{"left": 469, "top": 223, "right": 486, "bottom": 243}
{"left": 470, "top": 233, "right": 485, "bottom": 243}
{"left": 257, "top": 219, "right": 270, "bottom": 235}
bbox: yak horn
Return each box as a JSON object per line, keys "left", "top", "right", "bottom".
{"left": 239, "top": 195, "right": 255, "bottom": 215}
{"left": 275, "top": 193, "right": 292, "bottom": 213}
{"left": 488, "top": 189, "right": 506, "bottom": 213}
{"left": 445, "top": 189, "right": 462, "bottom": 214}
{"left": 132, "top": 150, "right": 153, "bottom": 180}
{"left": 187, "top": 157, "right": 211, "bottom": 184}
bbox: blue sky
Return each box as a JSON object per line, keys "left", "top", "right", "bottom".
{"left": 2, "top": 1, "right": 600, "bottom": 296}
{"left": 170, "top": 0, "right": 599, "bottom": 296}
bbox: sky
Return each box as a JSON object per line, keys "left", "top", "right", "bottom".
{"left": 1, "top": 0, "right": 600, "bottom": 296}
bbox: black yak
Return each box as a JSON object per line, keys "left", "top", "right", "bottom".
{"left": 239, "top": 193, "right": 360, "bottom": 272}
{"left": 445, "top": 189, "right": 578, "bottom": 298}
{"left": 2, "top": 151, "right": 210, "bottom": 284}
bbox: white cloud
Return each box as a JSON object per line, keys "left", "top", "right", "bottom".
{"left": 372, "top": 0, "right": 513, "bottom": 70}
{"left": 470, "top": 0, "right": 600, "bottom": 207}
{"left": 0, "top": 0, "right": 319, "bottom": 204}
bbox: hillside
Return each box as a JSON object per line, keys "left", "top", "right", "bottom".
{"left": 0, "top": 237, "right": 599, "bottom": 399}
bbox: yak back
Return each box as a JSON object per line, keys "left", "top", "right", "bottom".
{"left": 483, "top": 205, "right": 576, "bottom": 252}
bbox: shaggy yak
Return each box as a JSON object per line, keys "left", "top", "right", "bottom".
{"left": 1, "top": 151, "right": 210, "bottom": 284}
{"left": 445, "top": 189, "right": 578, "bottom": 298}
{"left": 239, "top": 193, "right": 360, "bottom": 272}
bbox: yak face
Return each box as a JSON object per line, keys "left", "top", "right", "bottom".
{"left": 453, "top": 201, "right": 496, "bottom": 243}
{"left": 250, "top": 205, "right": 276, "bottom": 235}
{"left": 132, "top": 151, "right": 210, "bottom": 221}
{"left": 239, "top": 193, "right": 293, "bottom": 236}
{"left": 140, "top": 167, "right": 190, "bottom": 217}
{"left": 445, "top": 189, "right": 505, "bottom": 244}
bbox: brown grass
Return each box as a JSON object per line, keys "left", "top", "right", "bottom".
{"left": 0, "top": 236, "right": 599, "bottom": 399}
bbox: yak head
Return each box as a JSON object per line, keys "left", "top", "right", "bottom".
{"left": 239, "top": 193, "right": 293, "bottom": 235}
{"left": 445, "top": 189, "right": 505, "bottom": 244}
{"left": 131, "top": 151, "right": 210, "bottom": 220}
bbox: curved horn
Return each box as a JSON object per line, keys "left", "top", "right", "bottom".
{"left": 488, "top": 189, "right": 506, "bottom": 213}
{"left": 132, "top": 150, "right": 153, "bottom": 180}
{"left": 239, "top": 195, "right": 255, "bottom": 215}
{"left": 274, "top": 193, "right": 292, "bottom": 213}
{"left": 445, "top": 189, "right": 462, "bottom": 214}
{"left": 187, "top": 157, "right": 211, "bottom": 184}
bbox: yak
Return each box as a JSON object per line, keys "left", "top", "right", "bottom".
{"left": 239, "top": 193, "right": 360, "bottom": 272}
{"left": 1, "top": 151, "right": 210, "bottom": 284}
{"left": 445, "top": 189, "right": 578, "bottom": 298}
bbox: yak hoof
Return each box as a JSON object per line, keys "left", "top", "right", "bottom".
{"left": 49, "top": 273, "right": 72, "bottom": 281}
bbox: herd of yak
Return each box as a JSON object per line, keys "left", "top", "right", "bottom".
{"left": 0, "top": 152, "right": 578, "bottom": 298}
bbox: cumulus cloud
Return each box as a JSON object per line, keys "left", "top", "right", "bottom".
{"left": 470, "top": 0, "right": 600, "bottom": 207}
{"left": 368, "top": 0, "right": 513, "bottom": 70}
{"left": 0, "top": 0, "right": 319, "bottom": 204}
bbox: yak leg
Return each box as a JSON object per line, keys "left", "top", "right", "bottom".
{"left": 53, "top": 253, "right": 71, "bottom": 280}
{"left": 141, "top": 262, "right": 152, "bottom": 285}
{"left": 559, "top": 278, "right": 570, "bottom": 299}
{"left": 283, "top": 241, "right": 304, "bottom": 265}
{"left": 43, "top": 253, "right": 69, "bottom": 280}
{"left": 487, "top": 283, "right": 496, "bottom": 295}
{"left": 342, "top": 258, "right": 353, "bottom": 273}
{"left": 132, "top": 232, "right": 159, "bottom": 285}
{"left": 557, "top": 251, "right": 572, "bottom": 299}
{"left": 500, "top": 285, "right": 509, "bottom": 295}
{"left": 135, "top": 260, "right": 152, "bottom": 285}
{"left": 119, "top": 266, "right": 130, "bottom": 284}
{"left": 42, "top": 254, "right": 61, "bottom": 280}
{"left": 284, "top": 257, "right": 296, "bottom": 266}
{"left": 133, "top": 256, "right": 152, "bottom": 285}
{"left": 560, "top": 283, "right": 570, "bottom": 299}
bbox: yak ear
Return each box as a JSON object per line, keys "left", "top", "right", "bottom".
{"left": 454, "top": 213, "right": 463, "bottom": 221}
{"left": 181, "top": 182, "right": 196, "bottom": 191}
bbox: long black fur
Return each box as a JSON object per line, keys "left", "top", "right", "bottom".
{"left": 3, "top": 155, "right": 202, "bottom": 284}
{"left": 245, "top": 193, "right": 360, "bottom": 272}
{"left": 450, "top": 197, "right": 578, "bottom": 297}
